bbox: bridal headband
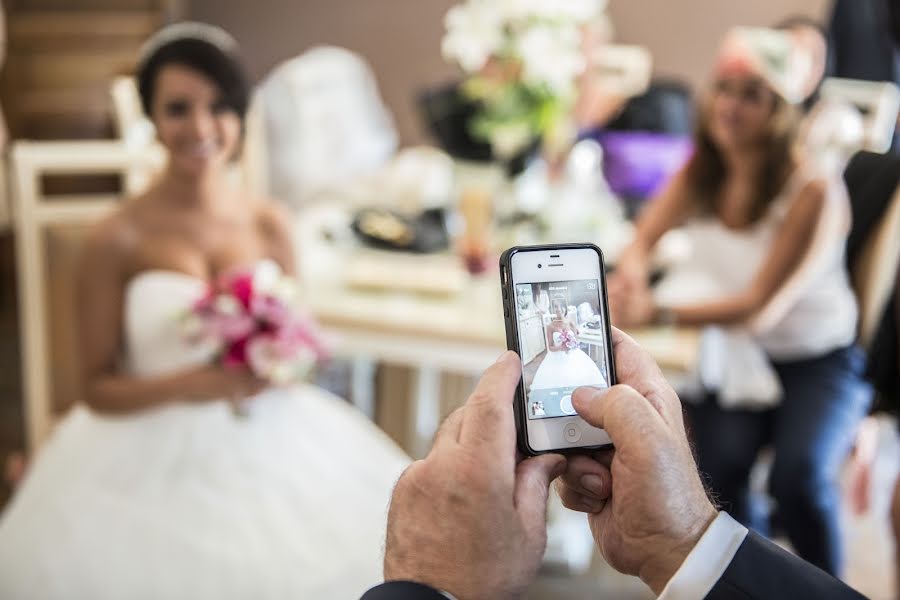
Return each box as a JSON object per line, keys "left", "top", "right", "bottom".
{"left": 138, "top": 21, "right": 239, "bottom": 65}
{"left": 714, "top": 27, "right": 813, "bottom": 104}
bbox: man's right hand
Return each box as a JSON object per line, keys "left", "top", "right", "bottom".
{"left": 555, "top": 328, "right": 718, "bottom": 594}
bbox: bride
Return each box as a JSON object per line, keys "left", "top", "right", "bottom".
{"left": 0, "top": 23, "right": 409, "bottom": 599}
{"left": 530, "top": 297, "right": 608, "bottom": 391}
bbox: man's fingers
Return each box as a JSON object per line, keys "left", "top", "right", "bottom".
{"left": 556, "top": 453, "right": 611, "bottom": 513}
{"left": 592, "top": 448, "right": 614, "bottom": 469}
{"left": 558, "top": 454, "right": 612, "bottom": 501}
{"left": 430, "top": 406, "right": 465, "bottom": 452}
{"left": 458, "top": 351, "right": 521, "bottom": 454}
{"left": 514, "top": 454, "right": 566, "bottom": 538}
{"left": 555, "top": 479, "right": 607, "bottom": 514}
{"left": 571, "top": 384, "right": 665, "bottom": 446}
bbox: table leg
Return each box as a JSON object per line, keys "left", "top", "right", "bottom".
{"left": 410, "top": 365, "right": 441, "bottom": 459}
{"left": 350, "top": 356, "right": 376, "bottom": 420}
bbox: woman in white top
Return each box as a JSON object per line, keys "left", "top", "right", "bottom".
{"left": 0, "top": 24, "right": 409, "bottom": 599}
{"left": 608, "top": 28, "right": 870, "bottom": 577}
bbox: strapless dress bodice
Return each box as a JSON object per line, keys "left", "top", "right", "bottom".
{"left": 123, "top": 270, "right": 216, "bottom": 378}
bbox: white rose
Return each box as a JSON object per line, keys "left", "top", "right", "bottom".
{"left": 499, "top": 0, "right": 605, "bottom": 22}
{"left": 213, "top": 294, "right": 242, "bottom": 316}
{"left": 441, "top": 1, "right": 504, "bottom": 73}
{"left": 554, "top": 0, "right": 606, "bottom": 22}
{"left": 489, "top": 122, "right": 533, "bottom": 159}
{"left": 516, "top": 23, "right": 585, "bottom": 95}
{"left": 251, "top": 260, "right": 281, "bottom": 295}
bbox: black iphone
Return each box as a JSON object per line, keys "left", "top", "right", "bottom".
{"left": 500, "top": 244, "right": 616, "bottom": 455}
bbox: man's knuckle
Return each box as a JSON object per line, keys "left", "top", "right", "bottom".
{"left": 466, "top": 389, "right": 494, "bottom": 408}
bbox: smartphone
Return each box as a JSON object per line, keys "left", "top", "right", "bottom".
{"left": 500, "top": 244, "right": 616, "bottom": 455}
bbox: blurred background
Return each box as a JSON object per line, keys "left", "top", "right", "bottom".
{"left": 0, "top": 0, "right": 898, "bottom": 598}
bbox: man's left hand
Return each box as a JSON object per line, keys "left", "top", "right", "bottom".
{"left": 383, "top": 351, "right": 571, "bottom": 600}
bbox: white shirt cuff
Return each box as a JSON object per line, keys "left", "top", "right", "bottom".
{"left": 657, "top": 511, "right": 748, "bottom": 600}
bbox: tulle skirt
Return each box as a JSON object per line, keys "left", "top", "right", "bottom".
{"left": 0, "top": 385, "right": 409, "bottom": 600}
{"left": 531, "top": 349, "right": 607, "bottom": 390}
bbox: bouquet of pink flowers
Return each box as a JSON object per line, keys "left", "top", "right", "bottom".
{"left": 182, "top": 261, "right": 327, "bottom": 385}
{"left": 559, "top": 329, "right": 579, "bottom": 351}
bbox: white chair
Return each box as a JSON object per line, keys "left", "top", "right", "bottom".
{"left": 10, "top": 140, "right": 164, "bottom": 451}
{"left": 250, "top": 46, "right": 398, "bottom": 207}
{"left": 819, "top": 78, "right": 900, "bottom": 154}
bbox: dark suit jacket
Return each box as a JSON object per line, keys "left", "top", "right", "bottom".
{"left": 704, "top": 531, "right": 865, "bottom": 599}
{"left": 361, "top": 532, "right": 866, "bottom": 599}
{"left": 361, "top": 581, "right": 447, "bottom": 600}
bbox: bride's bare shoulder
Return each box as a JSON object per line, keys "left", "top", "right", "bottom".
{"left": 252, "top": 199, "right": 297, "bottom": 272}
{"left": 82, "top": 195, "right": 148, "bottom": 270}
{"left": 253, "top": 199, "right": 295, "bottom": 247}
{"left": 254, "top": 199, "right": 292, "bottom": 233}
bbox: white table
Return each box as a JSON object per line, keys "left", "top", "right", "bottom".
{"left": 295, "top": 203, "right": 699, "bottom": 457}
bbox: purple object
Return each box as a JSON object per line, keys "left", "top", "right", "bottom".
{"left": 592, "top": 131, "right": 693, "bottom": 200}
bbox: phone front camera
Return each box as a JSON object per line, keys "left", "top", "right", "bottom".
{"left": 538, "top": 263, "right": 542, "bottom": 269}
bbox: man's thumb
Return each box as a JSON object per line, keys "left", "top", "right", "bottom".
{"left": 514, "top": 454, "right": 566, "bottom": 538}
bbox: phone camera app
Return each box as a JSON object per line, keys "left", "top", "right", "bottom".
{"left": 515, "top": 278, "right": 610, "bottom": 420}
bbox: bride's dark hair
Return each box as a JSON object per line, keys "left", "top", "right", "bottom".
{"left": 137, "top": 31, "right": 250, "bottom": 126}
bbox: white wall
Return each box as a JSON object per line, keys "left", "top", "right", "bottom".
{"left": 607, "top": 0, "right": 832, "bottom": 92}
{"left": 191, "top": 0, "right": 833, "bottom": 144}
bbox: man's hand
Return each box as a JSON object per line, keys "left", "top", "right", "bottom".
{"left": 555, "top": 328, "right": 718, "bottom": 594}
{"left": 384, "top": 352, "right": 566, "bottom": 600}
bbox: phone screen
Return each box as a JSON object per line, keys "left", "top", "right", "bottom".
{"left": 514, "top": 278, "right": 611, "bottom": 420}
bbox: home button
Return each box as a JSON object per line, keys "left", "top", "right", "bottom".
{"left": 563, "top": 421, "right": 582, "bottom": 443}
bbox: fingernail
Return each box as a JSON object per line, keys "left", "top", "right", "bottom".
{"left": 581, "top": 497, "right": 605, "bottom": 513}
{"left": 580, "top": 474, "right": 605, "bottom": 497}
{"left": 573, "top": 386, "right": 606, "bottom": 406}
{"left": 549, "top": 454, "right": 567, "bottom": 479}
{"left": 495, "top": 350, "right": 516, "bottom": 364}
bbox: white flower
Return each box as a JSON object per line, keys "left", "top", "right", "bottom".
{"left": 499, "top": 0, "right": 605, "bottom": 23}
{"left": 516, "top": 23, "right": 585, "bottom": 95}
{"left": 553, "top": 0, "right": 606, "bottom": 22}
{"left": 251, "top": 262, "right": 300, "bottom": 307}
{"left": 213, "top": 294, "right": 242, "bottom": 316}
{"left": 271, "top": 278, "right": 300, "bottom": 305}
{"left": 251, "top": 260, "right": 281, "bottom": 295}
{"left": 247, "top": 336, "right": 316, "bottom": 385}
{"left": 488, "top": 122, "right": 533, "bottom": 158}
{"left": 441, "top": 1, "right": 505, "bottom": 73}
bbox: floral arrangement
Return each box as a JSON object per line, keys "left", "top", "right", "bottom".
{"left": 559, "top": 328, "right": 579, "bottom": 350}
{"left": 441, "top": 0, "right": 608, "bottom": 159}
{"left": 182, "top": 262, "right": 327, "bottom": 385}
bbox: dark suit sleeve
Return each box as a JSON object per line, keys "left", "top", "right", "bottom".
{"left": 361, "top": 581, "right": 449, "bottom": 600}
{"left": 706, "top": 531, "right": 866, "bottom": 600}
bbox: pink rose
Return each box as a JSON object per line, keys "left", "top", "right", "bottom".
{"left": 223, "top": 337, "right": 250, "bottom": 369}
{"left": 250, "top": 294, "right": 292, "bottom": 329}
{"left": 218, "top": 270, "right": 255, "bottom": 309}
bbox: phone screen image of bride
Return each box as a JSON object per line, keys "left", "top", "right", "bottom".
{"left": 515, "top": 279, "right": 610, "bottom": 420}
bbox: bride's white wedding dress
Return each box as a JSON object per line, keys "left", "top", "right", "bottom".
{"left": 0, "top": 265, "right": 410, "bottom": 599}
{"left": 531, "top": 330, "right": 607, "bottom": 390}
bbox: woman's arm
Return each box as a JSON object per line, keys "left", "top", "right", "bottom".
{"left": 257, "top": 201, "right": 297, "bottom": 277}
{"left": 78, "top": 216, "right": 264, "bottom": 414}
{"left": 668, "top": 180, "right": 829, "bottom": 327}
{"left": 616, "top": 170, "right": 694, "bottom": 272}
{"left": 609, "top": 170, "right": 694, "bottom": 324}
